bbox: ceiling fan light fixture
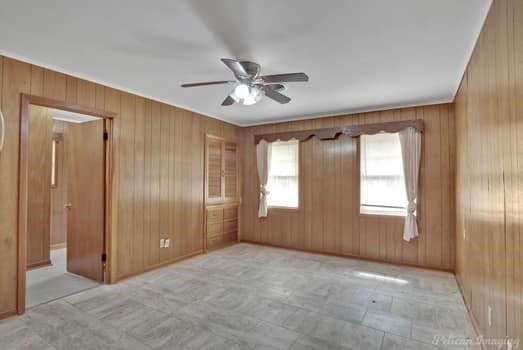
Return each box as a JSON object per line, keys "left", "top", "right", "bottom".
{"left": 242, "top": 95, "right": 258, "bottom": 106}
{"left": 233, "top": 84, "right": 250, "bottom": 99}
{"left": 232, "top": 84, "right": 264, "bottom": 106}
{"left": 182, "top": 58, "right": 307, "bottom": 106}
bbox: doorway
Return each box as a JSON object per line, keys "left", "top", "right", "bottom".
{"left": 18, "top": 95, "right": 115, "bottom": 313}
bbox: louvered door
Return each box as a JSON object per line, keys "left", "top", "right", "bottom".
{"left": 206, "top": 137, "right": 224, "bottom": 203}
{"left": 223, "top": 142, "right": 238, "bottom": 202}
{"left": 204, "top": 135, "right": 240, "bottom": 251}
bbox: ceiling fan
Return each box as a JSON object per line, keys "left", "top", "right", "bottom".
{"left": 181, "top": 58, "right": 309, "bottom": 106}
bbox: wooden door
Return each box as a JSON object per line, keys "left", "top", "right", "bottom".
{"left": 65, "top": 118, "right": 105, "bottom": 282}
{"left": 206, "top": 137, "right": 224, "bottom": 203}
{"left": 223, "top": 142, "right": 238, "bottom": 202}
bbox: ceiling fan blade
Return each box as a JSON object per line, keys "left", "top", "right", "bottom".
{"left": 181, "top": 80, "right": 233, "bottom": 88}
{"left": 221, "top": 58, "right": 249, "bottom": 78}
{"left": 221, "top": 95, "right": 235, "bottom": 106}
{"left": 265, "top": 84, "right": 285, "bottom": 92}
{"left": 262, "top": 86, "right": 291, "bottom": 104}
{"left": 261, "top": 73, "right": 309, "bottom": 83}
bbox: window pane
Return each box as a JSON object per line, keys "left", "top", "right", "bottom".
{"left": 360, "top": 133, "right": 407, "bottom": 211}
{"left": 267, "top": 140, "right": 299, "bottom": 208}
{"left": 51, "top": 139, "right": 57, "bottom": 187}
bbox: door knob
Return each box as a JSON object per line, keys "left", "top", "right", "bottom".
{"left": 64, "top": 203, "right": 72, "bottom": 209}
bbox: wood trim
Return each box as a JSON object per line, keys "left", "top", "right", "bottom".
{"left": 0, "top": 310, "right": 17, "bottom": 321}
{"left": 26, "top": 259, "right": 52, "bottom": 270}
{"left": 103, "top": 118, "right": 114, "bottom": 284}
{"left": 21, "top": 94, "right": 117, "bottom": 119}
{"left": 205, "top": 240, "right": 238, "bottom": 252}
{"left": 240, "top": 240, "right": 455, "bottom": 273}
{"left": 114, "top": 250, "right": 204, "bottom": 282}
{"left": 254, "top": 119, "right": 424, "bottom": 144}
{"left": 18, "top": 94, "right": 115, "bottom": 315}
{"left": 50, "top": 242, "right": 67, "bottom": 250}
{"left": 456, "top": 279, "right": 486, "bottom": 350}
{"left": 267, "top": 206, "right": 300, "bottom": 212}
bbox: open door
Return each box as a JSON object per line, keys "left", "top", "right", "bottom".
{"left": 65, "top": 118, "right": 105, "bottom": 282}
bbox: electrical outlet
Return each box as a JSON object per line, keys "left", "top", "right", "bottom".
{"left": 160, "top": 239, "right": 165, "bottom": 248}
{"left": 165, "top": 239, "right": 170, "bottom": 248}
{"left": 488, "top": 305, "right": 492, "bottom": 327}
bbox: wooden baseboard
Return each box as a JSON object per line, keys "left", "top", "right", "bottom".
{"left": 113, "top": 250, "right": 205, "bottom": 283}
{"left": 456, "top": 278, "right": 486, "bottom": 350}
{"left": 50, "top": 242, "right": 67, "bottom": 250}
{"left": 0, "top": 309, "right": 17, "bottom": 321}
{"left": 240, "top": 239, "right": 455, "bottom": 274}
{"left": 26, "top": 259, "right": 52, "bottom": 270}
{"left": 205, "top": 240, "right": 238, "bottom": 252}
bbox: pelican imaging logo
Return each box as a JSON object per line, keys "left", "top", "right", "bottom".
{"left": 432, "top": 335, "right": 520, "bottom": 348}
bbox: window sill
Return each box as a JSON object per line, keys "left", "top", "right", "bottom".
{"left": 268, "top": 206, "right": 299, "bottom": 212}
{"left": 359, "top": 207, "right": 406, "bottom": 218}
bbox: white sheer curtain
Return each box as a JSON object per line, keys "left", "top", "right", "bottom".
{"left": 399, "top": 127, "right": 421, "bottom": 241}
{"left": 256, "top": 140, "right": 272, "bottom": 217}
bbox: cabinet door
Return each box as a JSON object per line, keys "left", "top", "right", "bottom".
{"left": 223, "top": 142, "right": 239, "bottom": 202}
{"left": 206, "top": 138, "right": 224, "bottom": 203}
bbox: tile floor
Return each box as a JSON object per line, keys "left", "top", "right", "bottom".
{"left": 2, "top": 243, "right": 477, "bottom": 349}
{"left": 26, "top": 248, "right": 99, "bottom": 308}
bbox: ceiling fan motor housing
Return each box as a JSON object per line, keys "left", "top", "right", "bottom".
{"left": 238, "top": 61, "right": 261, "bottom": 79}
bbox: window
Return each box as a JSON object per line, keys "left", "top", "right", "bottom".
{"left": 360, "top": 133, "right": 407, "bottom": 216}
{"left": 267, "top": 140, "right": 299, "bottom": 208}
{"left": 51, "top": 139, "right": 57, "bottom": 187}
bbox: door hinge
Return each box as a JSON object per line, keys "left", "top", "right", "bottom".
{"left": 103, "top": 131, "right": 109, "bottom": 141}
{"left": 101, "top": 252, "right": 107, "bottom": 262}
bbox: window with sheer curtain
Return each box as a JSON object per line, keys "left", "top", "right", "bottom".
{"left": 267, "top": 140, "right": 299, "bottom": 208}
{"left": 360, "top": 133, "right": 408, "bottom": 216}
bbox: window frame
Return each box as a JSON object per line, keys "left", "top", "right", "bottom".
{"left": 266, "top": 139, "right": 300, "bottom": 211}
{"left": 358, "top": 135, "right": 408, "bottom": 218}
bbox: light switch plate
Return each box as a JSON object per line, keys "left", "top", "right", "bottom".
{"left": 160, "top": 239, "right": 165, "bottom": 248}
{"left": 165, "top": 239, "right": 170, "bottom": 248}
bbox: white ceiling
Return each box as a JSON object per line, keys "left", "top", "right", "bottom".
{"left": 52, "top": 109, "right": 100, "bottom": 124}
{"left": 0, "top": 0, "right": 491, "bottom": 126}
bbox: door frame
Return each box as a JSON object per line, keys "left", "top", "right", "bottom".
{"left": 17, "top": 94, "right": 116, "bottom": 314}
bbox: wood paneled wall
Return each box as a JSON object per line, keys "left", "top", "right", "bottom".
{"left": 26, "top": 105, "right": 53, "bottom": 268}
{"left": 455, "top": 0, "right": 522, "bottom": 346}
{"left": 241, "top": 104, "right": 455, "bottom": 271}
{"left": 0, "top": 56, "right": 240, "bottom": 317}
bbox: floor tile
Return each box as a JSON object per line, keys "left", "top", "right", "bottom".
{"left": 381, "top": 333, "right": 439, "bottom": 350}
{"left": 0, "top": 243, "right": 476, "bottom": 350}
{"left": 362, "top": 310, "right": 412, "bottom": 337}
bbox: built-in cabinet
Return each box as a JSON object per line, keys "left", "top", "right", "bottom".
{"left": 205, "top": 135, "right": 240, "bottom": 249}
